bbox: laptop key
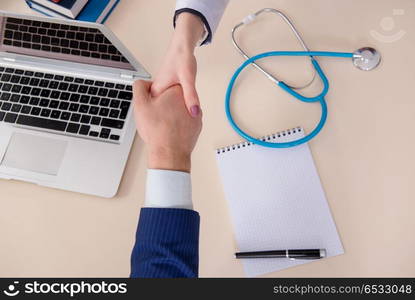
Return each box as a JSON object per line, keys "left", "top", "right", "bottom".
{"left": 69, "top": 84, "right": 78, "bottom": 92}
{"left": 50, "top": 110, "right": 61, "bottom": 119}
{"left": 11, "top": 104, "right": 22, "bottom": 113}
{"left": 87, "top": 87, "right": 98, "bottom": 95}
{"left": 90, "top": 97, "right": 100, "bottom": 105}
{"left": 0, "top": 111, "right": 5, "bottom": 121}
{"left": 30, "top": 107, "right": 41, "bottom": 116}
{"left": 10, "top": 75, "right": 19, "bottom": 83}
{"left": 98, "top": 88, "right": 108, "bottom": 97}
{"left": 17, "top": 115, "right": 67, "bottom": 131}
{"left": 80, "top": 115, "right": 91, "bottom": 124}
{"left": 20, "top": 77, "right": 30, "bottom": 85}
{"left": 58, "top": 82, "right": 69, "bottom": 91}
{"left": 108, "top": 90, "right": 118, "bottom": 98}
{"left": 78, "top": 85, "right": 88, "bottom": 93}
{"left": 41, "top": 108, "right": 51, "bottom": 117}
{"left": 10, "top": 94, "right": 20, "bottom": 102}
{"left": 29, "top": 97, "right": 40, "bottom": 106}
{"left": 1, "top": 93, "right": 11, "bottom": 101}
{"left": 80, "top": 95, "right": 90, "bottom": 103}
{"left": 110, "top": 135, "right": 120, "bottom": 141}
{"left": 99, "top": 108, "right": 109, "bottom": 116}
{"left": 49, "top": 81, "right": 59, "bottom": 89}
{"left": 79, "top": 125, "right": 90, "bottom": 135}
{"left": 109, "top": 109, "right": 120, "bottom": 119}
{"left": 100, "top": 98, "right": 110, "bottom": 107}
{"left": 89, "top": 106, "right": 99, "bottom": 115}
{"left": 69, "top": 103, "right": 79, "bottom": 112}
{"left": 101, "top": 118, "right": 124, "bottom": 129}
{"left": 39, "top": 79, "right": 49, "bottom": 87}
{"left": 2, "top": 84, "right": 12, "bottom": 91}
{"left": 31, "top": 88, "right": 41, "bottom": 96}
{"left": 60, "top": 112, "right": 71, "bottom": 120}
{"left": 110, "top": 100, "right": 120, "bottom": 108}
{"left": 91, "top": 116, "right": 101, "bottom": 125}
{"left": 20, "top": 96, "right": 30, "bottom": 104}
{"left": 100, "top": 128, "right": 110, "bottom": 139}
{"left": 50, "top": 91, "right": 60, "bottom": 99}
{"left": 60, "top": 92, "right": 70, "bottom": 101}
{"left": 70, "top": 94, "right": 80, "bottom": 102}
{"left": 21, "top": 86, "right": 31, "bottom": 94}
{"left": 4, "top": 113, "right": 18, "bottom": 123}
{"left": 49, "top": 100, "right": 59, "bottom": 109}
{"left": 59, "top": 102, "right": 69, "bottom": 110}
{"left": 39, "top": 99, "right": 49, "bottom": 107}
{"left": 11, "top": 85, "right": 22, "bottom": 93}
{"left": 66, "top": 123, "right": 80, "bottom": 134}
{"left": 118, "top": 91, "right": 133, "bottom": 100}
{"left": 21, "top": 105, "right": 31, "bottom": 114}
{"left": 89, "top": 131, "right": 99, "bottom": 137}
{"left": 70, "top": 113, "right": 81, "bottom": 122}
{"left": 79, "top": 105, "right": 89, "bottom": 113}
{"left": 1, "top": 102, "right": 11, "bottom": 111}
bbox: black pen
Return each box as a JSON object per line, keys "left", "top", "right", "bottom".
{"left": 235, "top": 249, "right": 326, "bottom": 260}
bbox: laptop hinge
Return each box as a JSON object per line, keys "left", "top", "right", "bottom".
{"left": 120, "top": 73, "right": 134, "bottom": 79}
{"left": 2, "top": 57, "right": 16, "bottom": 62}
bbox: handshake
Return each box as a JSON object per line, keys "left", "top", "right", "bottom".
{"left": 132, "top": 81, "right": 203, "bottom": 173}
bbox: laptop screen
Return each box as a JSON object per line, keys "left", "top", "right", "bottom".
{"left": 0, "top": 16, "right": 135, "bottom": 71}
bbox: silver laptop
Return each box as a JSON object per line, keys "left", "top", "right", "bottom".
{"left": 0, "top": 11, "right": 150, "bottom": 198}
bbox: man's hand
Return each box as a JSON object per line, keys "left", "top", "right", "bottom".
{"left": 151, "top": 13, "right": 205, "bottom": 117}
{"left": 133, "top": 81, "right": 202, "bottom": 173}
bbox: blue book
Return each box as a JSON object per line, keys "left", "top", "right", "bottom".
{"left": 26, "top": 0, "right": 120, "bottom": 24}
{"left": 27, "top": 0, "right": 89, "bottom": 19}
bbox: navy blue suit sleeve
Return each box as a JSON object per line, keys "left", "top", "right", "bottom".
{"left": 130, "top": 208, "right": 200, "bottom": 278}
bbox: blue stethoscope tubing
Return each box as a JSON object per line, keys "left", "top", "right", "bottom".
{"left": 225, "top": 51, "right": 354, "bottom": 148}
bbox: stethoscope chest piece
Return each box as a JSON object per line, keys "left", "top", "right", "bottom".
{"left": 353, "top": 47, "right": 381, "bottom": 71}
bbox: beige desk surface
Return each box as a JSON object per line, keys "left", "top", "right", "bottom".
{"left": 0, "top": 0, "right": 414, "bottom": 277}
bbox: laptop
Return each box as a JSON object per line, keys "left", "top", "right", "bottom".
{"left": 0, "top": 11, "right": 150, "bottom": 198}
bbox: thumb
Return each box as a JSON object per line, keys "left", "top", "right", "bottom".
{"left": 133, "top": 80, "right": 152, "bottom": 105}
{"left": 151, "top": 76, "right": 174, "bottom": 98}
{"left": 181, "top": 79, "right": 201, "bottom": 118}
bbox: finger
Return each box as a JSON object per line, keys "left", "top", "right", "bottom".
{"left": 181, "top": 80, "right": 201, "bottom": 118}
{"left": 133, "top": 80, "right": 152, "bottom": 105}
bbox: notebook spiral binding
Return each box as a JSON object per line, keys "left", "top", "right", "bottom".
{"left": 216, "top": 127, "right": 302, "bottom": 155}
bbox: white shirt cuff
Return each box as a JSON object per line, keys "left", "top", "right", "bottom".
{"left": 175, "top": 0, "right": 229, "bottom": 43}
{"left": 145, "top": 169, "right": 193, "bottom": 210}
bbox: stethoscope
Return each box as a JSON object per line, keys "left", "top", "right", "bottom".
{"left": 226, "top": 8, "right": 381, "bottom": 148}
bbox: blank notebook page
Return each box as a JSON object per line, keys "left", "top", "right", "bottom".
{"left": 216, "top": 128, "right": 344, "bottom": 277}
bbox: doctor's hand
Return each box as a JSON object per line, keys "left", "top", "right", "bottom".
{"left": 151, "top": 12, "right": 205, "bottom": 118}
{"left": 133, "top": 81, "right": 203, "bottom": 173}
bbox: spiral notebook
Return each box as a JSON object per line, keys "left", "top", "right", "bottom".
{"left": 216, "top": 128, "right": 344, "bottom": 277}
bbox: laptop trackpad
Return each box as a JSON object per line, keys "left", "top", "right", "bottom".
{"left": 1, "top": 133, "right": 67, "bottom": 176}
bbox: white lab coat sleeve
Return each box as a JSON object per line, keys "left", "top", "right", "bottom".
{"left": 145, "top": 169, "right": 193, "bottom": 210}
{"left": 175, "top": 0, "right": 230, "bottom": 44}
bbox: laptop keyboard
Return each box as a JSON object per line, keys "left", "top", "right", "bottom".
{"left": 0, "top": 66, "right": 133, "bottom": 142}
{"left": 3, "top": 17, "right": 128, "bottom": 63}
